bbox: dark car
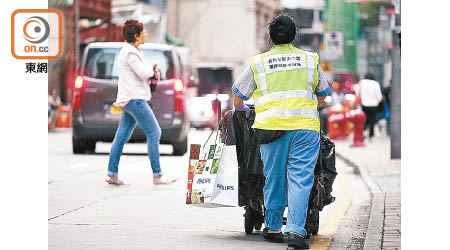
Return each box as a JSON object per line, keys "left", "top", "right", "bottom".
{"left": 72, "top": 42, "right": 189, "bottom": 155}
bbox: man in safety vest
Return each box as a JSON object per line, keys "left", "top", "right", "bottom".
{"left": 232, "top": 15, "right": 331, "bottom": 249}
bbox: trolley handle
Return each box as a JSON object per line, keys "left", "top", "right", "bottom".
{"left": 201, "top": 99, "right": 228, "bottom": 149}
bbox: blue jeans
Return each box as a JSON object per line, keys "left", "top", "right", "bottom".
{"left": 107, "top": 99, "right": 162, "bottom": 177}
{"left": 260, "top": 129, "right": 319, "bottom": 236}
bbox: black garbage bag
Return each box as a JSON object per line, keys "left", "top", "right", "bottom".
{"left": 220, "top": 109, "right": 337, "bottom": 214}
{"left": 309, "top": 133, "right": 337, "bottom": 211}
{"left": 219, "top": 109, "right": 236, "bottom": 146}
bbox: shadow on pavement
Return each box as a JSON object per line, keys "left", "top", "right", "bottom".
{"left": 87, "top": 152, "right": 176, "bottom": 157}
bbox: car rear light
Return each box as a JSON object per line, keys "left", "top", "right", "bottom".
{"left": 174, "top": 94, "right": 184, "bottom": 113}
{"left": 173, "top": 79, "right": 184, "bottom": 114}
{"left": 75, "top": 76, "right": 83, "bottom": 89}
{"left": 73, "top": 91, "right": 82, "bottom": 110}
{"left": 73, "top": 76, "right": 83, "bottom": 110}
{"left": 174, "top": 79, "right": 184, "bottom": 92}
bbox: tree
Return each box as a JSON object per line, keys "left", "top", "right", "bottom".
{"left": 359, "top": 2, "right": 392, "bottom": 29}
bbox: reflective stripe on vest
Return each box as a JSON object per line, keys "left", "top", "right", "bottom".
{"left": 253, "top": 54, "right": 269, "bottom": 95}
{"left": 306, "top": 52, "right": 315, "bottom": 92}
{"left": 255, "top": 108, "right": 319, "bottom": 121}
{"left": 249, "top": 45, "right": 320, "bottom": 131}
{"left": 254, "top": 89, "right": 318, "bottom": 107}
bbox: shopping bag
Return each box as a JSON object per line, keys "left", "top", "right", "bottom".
{"left": 210, "top": 145, "right": 239, "bottom": 206}
{"left": 186, "top": 141, "right": 226, "bottom": 207}
{"left": 186, "top": 118, "right": 239, "bottom": 207}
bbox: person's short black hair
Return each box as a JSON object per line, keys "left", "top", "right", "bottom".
{"left": 365, "top": 73, "right": 376, "bottom": 80}
{"left": 268, "top": 15, "right": 297, "bottom": 45}
{"left": 122, "top": 19, "right": 144, "bottom": 43}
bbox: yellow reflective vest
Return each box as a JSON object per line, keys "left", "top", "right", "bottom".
{"left": 249, "top": 44, "right": 320, "bottom": 132}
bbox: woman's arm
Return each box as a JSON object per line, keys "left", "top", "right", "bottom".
{"left": 127, "top": 53, "right": 154, "bottom": 80}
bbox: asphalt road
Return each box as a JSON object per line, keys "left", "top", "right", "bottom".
{"left": 48, "top": 128, "right": 370, "bottom": 250}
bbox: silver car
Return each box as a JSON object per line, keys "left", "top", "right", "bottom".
{"left": 72, "top": 42, "right": 189, "bottom": 155}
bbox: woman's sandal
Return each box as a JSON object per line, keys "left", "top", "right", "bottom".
{"left": 153, "top": 176, "right": 177, "bottom": 185}
{"left": 105, "top": 178, "right": 126, "bottom": 185}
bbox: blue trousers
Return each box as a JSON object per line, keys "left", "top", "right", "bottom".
{"left": 107, "top": 99, "right": 162, "bottom": 177}
{"left": 260, "top": 129, "right": 319, "bottom": 236}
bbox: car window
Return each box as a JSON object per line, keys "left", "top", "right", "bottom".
{"left": 84, "top": 48, "right": 120, "bottom": 79}
{"left": 177, "top": 53, "right": 183, "bottom": 74}
{"left": 83, "top": 47, "right": 175, "bottom": 80}
{"left": 142, "top": 50, "right": 175, "bottom": 80}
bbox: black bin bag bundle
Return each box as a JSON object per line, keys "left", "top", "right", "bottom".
{"left": 219, "top": 107, "right": 337, "bottom": 214}
{"left": 309, "top": 132, "right": 337, "bottom": 211}
{"left": 220, "top": 109, "right": 265, "bottom": 212}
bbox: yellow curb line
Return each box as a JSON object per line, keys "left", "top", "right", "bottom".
{"left": 310, "top": 173, "right": 352, "bottom": 249}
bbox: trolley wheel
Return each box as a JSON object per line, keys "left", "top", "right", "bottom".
{"left": 245, "top": 217, "right": 254, "bottom": 234}
{"left": 254, "top": 222, "right": 262, "bottom": 231}
{"left": 310, "top": 210, "right": 320, "bottom": 235}
{"left": 245, "top": 205, "right": 265, "bottom": 234}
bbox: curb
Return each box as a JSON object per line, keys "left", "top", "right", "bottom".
{"left": 335, "top": 152, "right": 381, "bottom": 194}
{"left": 48, "top": 128, "right": 72, "bottom": 133}
{"left": 363, "top": 193, "right": 385, "bottom": 250}
{"left": 335, "top": 151, "right": 384, "bottom": 250}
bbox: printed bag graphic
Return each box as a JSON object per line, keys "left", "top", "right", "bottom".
{"left": 186, "top": 123, "right": 240, "bottom": 208}
{"left": 186, "top": 143, "right": 225, "bottom": 207}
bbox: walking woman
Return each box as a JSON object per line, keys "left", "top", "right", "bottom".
{"left": 105, "top": 19, "right": 176, "bottom": 185}
{"left": 232, "top": 15, "right": 330, "bottom": 249}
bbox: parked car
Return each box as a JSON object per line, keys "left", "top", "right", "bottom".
{"left": 72, "top": 42, "right": 189, "bottom": 155}
{"left": 333, "top": 73, "right": 359, "bottom": 94}
{"left": 187, "top": 94, "right": 232, "bottom": 129}
{"left": 187, "top": 96, "right": 216, "bottom": 129}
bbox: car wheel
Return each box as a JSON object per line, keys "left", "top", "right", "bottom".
{"left": 85, "top": 140, "right": 96, "bottom": 153}
{"left": 172, "top": 136, "right": 188, "bottom": 156}
{"left": 72, "top": 136, "right": 86, "bottom": 154}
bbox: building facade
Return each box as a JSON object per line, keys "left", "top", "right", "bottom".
{"left": 48, "top": 0, "right": 123, "bottom": 103}
{"left": 282, "top": 0, "right": 325, "bottom": 53}
{"left": 166, "top": 0, "right": 281, "bottom": 81}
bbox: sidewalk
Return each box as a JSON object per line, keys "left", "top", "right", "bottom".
{"left": 334, "top": 133, "right": 401, "bottom": 250}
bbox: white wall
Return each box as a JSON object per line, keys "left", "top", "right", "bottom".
{"left": 168, "top": 0, "right": 262, "bottom": 80}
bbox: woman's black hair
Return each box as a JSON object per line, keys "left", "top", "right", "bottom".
{"left": 365, "top": 73, "right": 376, "bottom": 80}
{"left": 268, "top": 14, "right": 297, "bottom": 45}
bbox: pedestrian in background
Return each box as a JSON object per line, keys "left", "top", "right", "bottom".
{"left": 383, "top": 85, "right": 391, "bottom": 135}
{"left": 330, "top": 81, "right": 345, "bottom": 106}
{"left": 359, "top": 73, "right": 383, "bottom": 140}
{"left": 105, "top": 19, "right": 176, "bottom": 185}
{"left": 231, "top": 15, "right": 330, "bottom": 249}
{"left": 48, "top": 88, "right": 61, "bottom": 129}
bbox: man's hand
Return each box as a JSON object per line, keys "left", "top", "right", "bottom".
{"left": 318, "top": 96, "right": 326, "bottom": 107}
{"left": 235, "top": 104, "right": 250, "bottom": 118}
{"left": 232, "top": 92, "right": 250, "bottom": 117}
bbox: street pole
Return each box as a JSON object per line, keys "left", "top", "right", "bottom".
{"left": 75, "top": 0, "right": 80, "bottom": 73}
{"left": 390, "top": 2, "right": 401, "bottom": 159}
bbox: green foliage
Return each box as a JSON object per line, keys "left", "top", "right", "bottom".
{"left": 359, "top": 2, "right": 392, "bottom": 29}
